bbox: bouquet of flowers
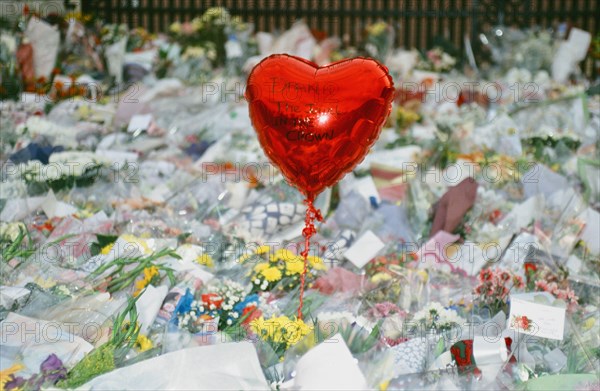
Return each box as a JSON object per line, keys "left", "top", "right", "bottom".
{"left": 3, "top": 354, "right": 67, "bottom": 390}
{"left": 250, "top": 314, "right": 311, "bottom": 361}
{"left": 174, "top": 279, "right": 259, "bottom": 333}
{"left": 524, "top": 263, "right": 579, "bottom": 312}
{"left": 168, "top": 7, "right": 246, "bottom": 67}
{"left": 101, "top": 23, "right": 128, "bottom": 84}
{"left": 126, "top": 27, "right": 154, "bottom": 52}
{"left": 473, "top": 268, "right": 525, "bottom": 315}
{"left": 410, "top": 301, "right": 466, "bottom": 333}
{"left": 18, "top": 152, "right": 108, "bottom": 195}
{"left": 362, "top": 21, "right": 394, "bottom": 62}
{"left": 241, "top": 246, "right": 326, "bottom": 294}
{"left": 416, "top": 47, "right": 457, "bottom": 73}
{"left": 89, "top": 246, "right": 179, "bottom": 296}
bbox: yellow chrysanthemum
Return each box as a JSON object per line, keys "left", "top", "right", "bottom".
{"left": 307, "top": 255, "right": 326, "bottom": 270}
{"left": 261, "top": 267, "right": 282, "bottom": 282}
{"left": 121, "top": 234, "right": 151, "bottom": 254}
{"left": 237, "top": 245, "right": 270, "bottom": 263}
{"left": 135, "top": 334, "right": 153, "bottom": 352}
{"left": 283, "top": 318, "right": 311, "bottom": 347}
{"left": 196, "top": 254, "right": 214, "bottom": 268}
{"left": 285, "top": 258, "right": 305, "bottom": 275}
{"left": 255, "top": 245, "right": 270, "bottom": 255}
{"left": 0, "top": 363, "right": 24, "bottom": 390}
{"left": 253, "top": 262, "right": 270, "bottom": 273}
{"left": 371, "top": 272, "right": 392, "bottom": 284}
{"left": 250, "top": 316, "right": 312, "bottom": 349}
{"left": 249, "top": 316, "right": 265, "bottom": 335}
{"left": 273, "top": 249, "right": 296, "bottom": 263}
{"left": 100, "top": 242, "right": 114, "bottom": 255}
{"left": 583, "top": 317, "right": 596, "bottom": 331}
{"left": 134, "top": 266, "right": 159, "bottom": 296}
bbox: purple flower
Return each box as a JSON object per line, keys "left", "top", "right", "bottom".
{"left": 40, "top": 354, "right": 64, "bottom": 373}
{"left": 4, "top": 376, "right": 26, "bottom": 390}
{"left": 36, "top": 354, "right": 67, "bottom": 385}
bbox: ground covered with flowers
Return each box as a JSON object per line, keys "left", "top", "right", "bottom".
{"left": 1, "top": 6, "right": 599, "bottom": 391}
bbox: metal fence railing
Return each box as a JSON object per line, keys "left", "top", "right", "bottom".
{"left": 80, "top": 0, "right": 598, "bottom": 78}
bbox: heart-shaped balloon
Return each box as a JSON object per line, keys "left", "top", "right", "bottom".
{"left": 246, "top": 54, "right": 395, "bottom": 201}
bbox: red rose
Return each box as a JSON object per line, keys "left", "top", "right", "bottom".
{"left": 489, "top": 209, "right": 502, "bottom": 223}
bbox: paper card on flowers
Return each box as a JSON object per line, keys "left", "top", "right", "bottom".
{"left": 127, "top": 113, "right": 154, "bottom": 133}
{"left": 508, "top": 292, "right": 566, "bottom": 340}
{"left": 350, "top": 175, "right": 381, "bottom": 205}
{"left": 344, "top": 230, "right": 385, "bottom": 268}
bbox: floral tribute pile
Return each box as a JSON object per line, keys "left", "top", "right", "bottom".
{"left": 0, "top": 5, "right": 599, "bottom": 391}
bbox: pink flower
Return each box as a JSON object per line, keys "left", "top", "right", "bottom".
{"left": 181, "top": 22, "right": 195, "bottom": 35}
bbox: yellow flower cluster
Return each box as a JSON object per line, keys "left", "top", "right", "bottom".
{"left": 100, "top": 243, "right": 114, "bottom": 255}
{"left": 196, "top": 254, "right": 214, "bottom": 268}
{"left": 250, "top": 315, "right": 312, "bottom": 349}
{"left": 133, "top": 266, "right": 159, "bottom": 296}
{"left": 134, "top": 334, "right": 153, "bottom": 352}
{"left": 237, "top": 245, "right": 270, "bottom": 263}
{"left": 65, "top": 12, "right": 94, "bottom": 23}
{"left": 366, "top": 21, "right": 388, "bottom": 36}
{"left": 247, "top": 246, "right": 327, "bottom": 292}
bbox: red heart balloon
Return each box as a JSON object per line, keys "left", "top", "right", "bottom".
{"left": 246, "top": 54, "right": 395, "bottom": 201}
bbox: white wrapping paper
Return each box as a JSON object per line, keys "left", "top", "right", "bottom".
{"left": 25, "top": 18, "right": 60, "bottom": 80}
{"left": 82, "top": 342, "right": 269, "bottom": 390}
{"left": 283, "top": 334, "right": 368, "bottom": 390}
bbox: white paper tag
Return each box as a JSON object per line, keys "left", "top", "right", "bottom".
{"left": 344, "top": 230, "right": 385, "bottom": 268}
{"left": 508, "top": 293, "right": 566, "bottom": 340}
{"left": 127, "top": 113, "right": 153, "bottom": 133}
{"left": 567, "top": 28, "right": 592, "bottom": 60}
{"left": 353, "top": 175, "right": 380, "bottom": 205}
{"left": 225, "top": 39, "right": 243, "bottom": 59}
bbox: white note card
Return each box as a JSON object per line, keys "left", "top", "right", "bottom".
{"left": 508, "top": 292, "right": 566, "bottom": 340}
{"left": 344, "top": 230, "right": 385, "bottom": 268}
{"left": 127, "top": 113, "right": 153, "bottom": 133}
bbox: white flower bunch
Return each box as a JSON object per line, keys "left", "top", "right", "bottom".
{"left": 182, "top": 46, "right": 206, "bottom": 60}
{"left": 411, "top": 302, "right": 465, "bottom": 332}
{"left": 19, "top": 152, "right": 108, "bottom": 183}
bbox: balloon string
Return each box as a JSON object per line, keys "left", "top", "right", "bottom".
{"left": 297, "top": 198, "right": 323, "bottom": 320}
